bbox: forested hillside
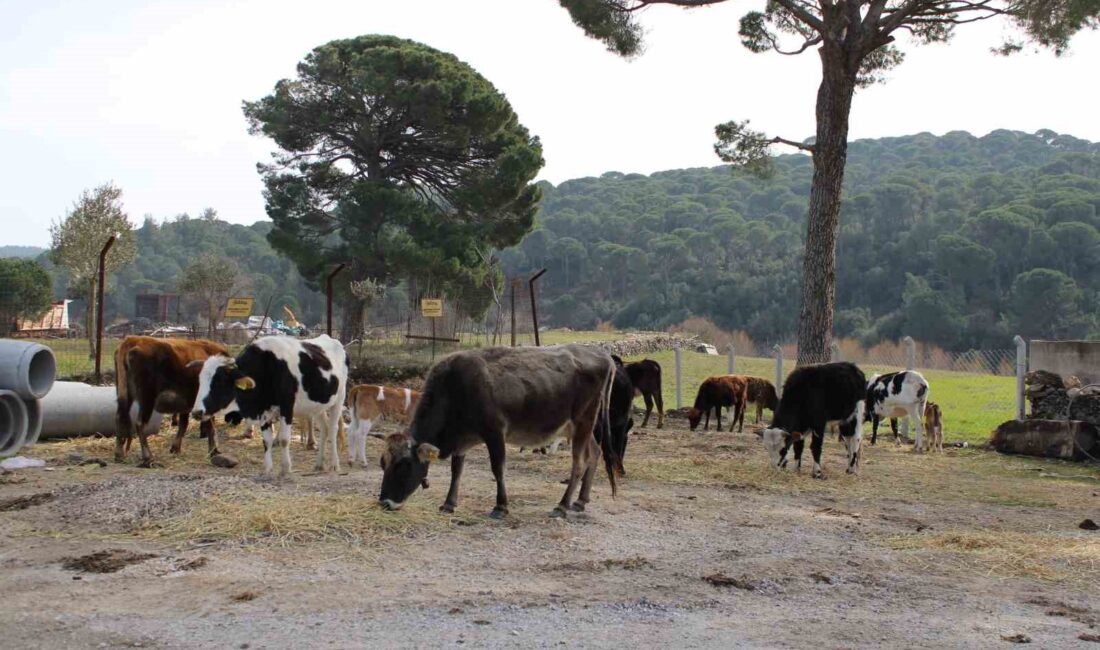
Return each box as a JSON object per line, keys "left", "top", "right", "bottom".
{"left": 499, "top": 129, "right": 1100, "bottom": 350}
{"left": 0, "top": 245, "right": 45, "bottom": 259}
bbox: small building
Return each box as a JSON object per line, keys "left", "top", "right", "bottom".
{"left": 135, "top": 293, "right": 179, "bottom": 322}
{"left": 16, "top": 300, "right": 72, "bottom": 336}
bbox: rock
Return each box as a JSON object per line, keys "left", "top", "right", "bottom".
{"left": 1080, "top": 519, "right": 1099, "bottom": 531}
{"left": 990, "top": 419, "right": 1100, "bottom": 461}
{"left": 211, "top": 454, "right": 239, "bottom": 469}
{"left": 1000, "top": 633, "right": 1031, "bottom": 644}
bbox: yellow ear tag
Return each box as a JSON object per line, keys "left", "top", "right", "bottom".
{"left": 235, "top": 377, "right": 256, "bottom": 390}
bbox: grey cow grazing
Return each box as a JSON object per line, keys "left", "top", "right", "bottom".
{"left": 378, "top": 345, "right": 619, "bottom": 519}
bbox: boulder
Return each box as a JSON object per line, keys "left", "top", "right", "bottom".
{"left": 990, "top": 419, "right": 1099, "bottom": 461}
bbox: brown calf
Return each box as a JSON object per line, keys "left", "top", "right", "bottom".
{"left": 345, "top": 384, "right": 422, "bottom": 467}
{"left": 688, "top": 375, "right": 749, "bottom": 432}
{"left": 923, "top": 402, "right": 944, "bottom": 453}
{"left": 114, "top": 336, "right": 228, "bottom": 467}
{"left": 744, "top": 377, "right": 779, "bottom": 425}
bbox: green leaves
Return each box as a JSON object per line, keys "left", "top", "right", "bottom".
{"left": 713, "top": 120, "right": 777, "bottom": 178}
{"left": 559, "top": 0, "right": 645, "bottom": 56}
{"left": 244, "top": 35, "right": 544, "bottom": 318}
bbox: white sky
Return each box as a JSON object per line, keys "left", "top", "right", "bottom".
{"left": 2, "top": 0, "right": 1098, "bottom": 247}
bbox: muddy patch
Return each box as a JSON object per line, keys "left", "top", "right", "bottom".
{"left": 0, "top": 492, "right": 55, "bottom": 511}
{"left": 62, "top": 549, "right": 158, "bottom": 574}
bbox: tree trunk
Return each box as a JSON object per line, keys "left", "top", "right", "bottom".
{"left": 86, "top": 277, "right": 96, "bottom": 359}
{"left": 797, "top": 46, "right": 857, "bottom": 365}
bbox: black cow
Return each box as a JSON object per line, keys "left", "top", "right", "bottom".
{"left": 190, "top": 334, "right": 349, "bottom": 478}
{"left": 762, "top": 362, "right": 867, "bottom": 478}
{"left": 602, "top": 357, "right": 636, "bottom": 475}
{"left": 622, "top": 358, "right": 663, "bottom": 428}
{"left": 377, "top": 345, "right": 618, "bottom": 519}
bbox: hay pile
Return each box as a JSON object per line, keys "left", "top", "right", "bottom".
{"left": 886, "top": 530, "right": 1100, "bottom": 583}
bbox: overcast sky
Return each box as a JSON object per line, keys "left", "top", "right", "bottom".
{"left": 2, "top": 0, "right": 1098, "bottom": 247}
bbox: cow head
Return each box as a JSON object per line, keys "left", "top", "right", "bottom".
{"left": 762, "top": 427, "right": 793, "bottom": 469}
{"left": 378, "top": 433, "right": 438, "bottom": 511}
{"left": 189, "top": 355, "right": 253, "bottom": 420}
{"left": 687, "top": 408, "right": 703, "bottom": 431}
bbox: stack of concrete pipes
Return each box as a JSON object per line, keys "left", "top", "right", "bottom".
{"left": 0, "top": 339, "right": 161, "bottom": 456}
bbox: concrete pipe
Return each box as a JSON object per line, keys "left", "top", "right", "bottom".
{"left": 0, "top": 340, "right": 57, "bottom": 400}
{"left": 37, "top": 381, "right": 162, "bottom": 440}
{"left": 0, "top": 390, "right": 30, "bottom": 456}
{"left": 23, "top": 398, "right": 42, "bottom": 447}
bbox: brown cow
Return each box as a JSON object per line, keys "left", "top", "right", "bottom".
{"left": 344, "top": 384, "right": 422, "bottom": 467}
{"left": 688, "top": 375, "right": 748, "bottom": 432}
{"left": 745, "top": 377, "right": 779, "bottom": 425}
{"left": 115, "top": 336, "right": 228, "bottom": 467}
{"left": 923, "top": 402, "right": 944, "bottom": 453}
{"left": 614, "top": 356, "right": 663, "bottom": 429}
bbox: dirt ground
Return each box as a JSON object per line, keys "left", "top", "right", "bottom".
{"left": 2, "top": 415, "right": 1099, "bottom": 649}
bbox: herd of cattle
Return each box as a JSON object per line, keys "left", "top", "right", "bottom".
{"left": 112, "top": 334, "right": 944, "bottom": 516}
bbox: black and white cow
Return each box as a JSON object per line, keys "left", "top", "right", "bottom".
{"left": 190, "top": 334, "right": 349, "bottom": 478}
{"left": 762, "top": 361, "right": 867, "bottom": 478}
{"left": 377, "top": 344, "right": 618, "bottom": 519}
{"left": 865, "top": 370, "right": 930, "bottom": 448}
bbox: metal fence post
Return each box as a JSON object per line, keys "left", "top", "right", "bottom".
{"left": 773, "top": 344, "right": 783, "bottom": 398}
{"left": 94, "top": 234, "right": 117, "bottom": 385}
{"left": 903, "top": 336, "right": 918, "bottom": 449}
{"left": 727, "top": 345, "right": 735, "bottom": 375}
{"left": 674, "top": 344, "right": 683, "bottom": 409}
{"left": 1014, "top": 335, "right": 1027, "bottom": 420}
{"left": 830, "top": 342, "right": 840, "bottom": 362}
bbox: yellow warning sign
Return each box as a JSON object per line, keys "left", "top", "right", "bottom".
{"left": 421, "top": 299, "right": 443, "bottom": 318}
{"left": 224, "top": 298, "right": 254, "bottom": 318}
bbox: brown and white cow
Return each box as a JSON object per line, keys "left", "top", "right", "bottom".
{"left": 344, "top": 384, "right": 421, "bottom": 467}
{"left": 688, "top": 375, "right": 749, "bottom": 433}
{"left": 377, "top": 345, "right": 618, "bottom": 519}
{"left": 114, "top": 336, "right": 228, "bottom": 467}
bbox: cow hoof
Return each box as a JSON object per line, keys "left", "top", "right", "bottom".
{"left": 489, "top": 508, "right": 507, "bottom": 520}
{"left": 440, "top": 503, "right": 455, "bottom": 514}
{"left": 550, "top": 506, "right": 568, "bottom": 519}
{"left": 306, "top": 443, "right": 317, "bottom": 451}
{"left": 168, "top": 446, "right": 181, "bottom": 455}
{"left": 813, "top": 472, "right": 826, "bottom": 480}
{"left": 138, "top": 459, "right": 154, "bottom": 469}
{"left": 570, "top": 501, "right": 586, "bottom": 513}
{"left": 559, "top": 478, "right": 569, "bottom": 485}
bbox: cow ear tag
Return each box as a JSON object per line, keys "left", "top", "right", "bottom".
{"left": 417, "top": 444, "right": 439, "bottom": 463}
{"left": 235, "top": 377, "right": 257, "bottom": 391}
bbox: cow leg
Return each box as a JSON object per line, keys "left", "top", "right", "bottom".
{"left": 641, "top": 393, "right": 653, "bottom": 428}
{"left": 715, "top": 406, "right": 722, "bottom": 432}
{"left": 555, "top": 415, "right": 597, "bottom": 517}
{"left": 135, "top": 400, "right": 156, "bottom": 468}
{"left": 810, "top": 430, "right": 826, "bottom": 478}
{"left": 114, "top": 397, "right": 134, "bottom": 463}
{"left": 703, "top": 408, "right": 711, "bottom": 432}
{"left": 840, "top": 414, "right": 863, "bottom": 474}
{"left": 355, "top": 419, "right": 373, "bottom": 467}
{"left": 312, "top": 416, "right": 328, "bottom": 472}
{"left": 655, "top": 392, "right": 664, "bottom": 429}
{"left": 440, "top": 454, "right": 466, "bottom": 513}
{"left": 170, "top": 412, "right": 188, "bottom": 455}
{"left": 327, "top": 405, "right": 342, "bottom": 473}
{"left": 202, "top": 417, "right": 219, "bottom": 457}
{"left": 347, "top": 410, "right": 361, "bottom": 466}
{"left": 870, "top": 415, "right": 880, "bottom": 446}
{"left": 890, "top": 418, "right": 900, "bottom": 445}
{"left": 755, "top": 403, "right": 762, "bottom": 425}
{"left": 908, "top": 405, "right": 924, "bottom": 454}
{"left": 573, "top": 436, "right": 600, "bottom": 512}
{"left": 486, "top": 436, "right": 509, "bottom": 519}
{"left": 278, "top": 419, "right": 294, "bottom": 479}
{"left": 792, "top": 437, "right": 805, "bottom": 471}
{"left": 260, "top": 422, "right": 275, "bottom": 477}
{"left": 738, "top": 400, "right": 746, "bottom": 433}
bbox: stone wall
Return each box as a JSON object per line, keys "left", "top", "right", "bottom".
{"left": 1030, "top": 340, "right": 1100, "bottom": 384}
{"left": 570, "top": 333, "right": 699, "bottom": 358}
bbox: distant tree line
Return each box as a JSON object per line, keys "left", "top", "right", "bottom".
{"left": 499, "top": 129, "right": 1100, "bottom": 350}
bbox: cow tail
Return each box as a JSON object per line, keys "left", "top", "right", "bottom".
{"left": 598, "top": 361, "right": 618, "bottom": 498}
{"left": 114, "top": 342, "right": 129, "bottom": 402}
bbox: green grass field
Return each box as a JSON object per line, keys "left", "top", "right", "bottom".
{"left": 620, "top": 349, "right": 1015, "bottom": 445}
